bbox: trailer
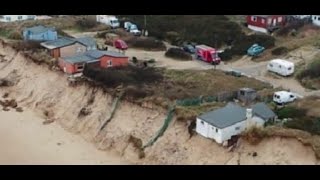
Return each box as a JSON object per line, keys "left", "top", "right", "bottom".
{"left": 267, "top": 59, "right": 294, "bottom": 77}
{"left": 195, "top": 45, "right": 221, "bottom": 65}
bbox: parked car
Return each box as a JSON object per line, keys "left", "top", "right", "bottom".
{"left": 247, "top": 44, "right": 265, "bottom": 56}
{"left": 273, "top": 91, "right": 297, "bottom": 105}
{"left": 182, "top": 44, "right": 196, "bottom": 54}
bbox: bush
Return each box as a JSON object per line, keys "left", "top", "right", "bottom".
{"left": 165, "top": 48, "right": 192, "bottom": 60}
{"left": 76, "top": 17, "right": 98, "bottom": 30}
{"left": 297, "top": 58, "right": 320, "bottom": 80}
{"left": 276, "top": 106, "right": 307, "bottom": 119}
{"left": 276, "top": 21, "right": 305, "bottom": 36}
{"left": 8, "top": 31, "right": 22, "bottom": 40}
{"left": 285, "top": 118, "right": 320, "bottom": 135}
{"left": 219, "top": 49, "right": 233, "bottom": 61}
{"left": 11, "top": 41, "right": 42, "bottom": 51}
{"left": 126, "top": 37, "right": 166, "bottom": 51}
{"left": 83, "top": 65, "right": 163, "bottom": 88}
{"left": 271, "top": 46, "right": 288, "bottom": 56}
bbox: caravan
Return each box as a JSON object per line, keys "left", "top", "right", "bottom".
{"left": 273, "top": 91, "right": 297, "bottom": 105}
{"left": 267, "top": 59, "right": 294, "bottom": 76}
{"left": 96, "top": 15, "right": 120, "bottom": 29}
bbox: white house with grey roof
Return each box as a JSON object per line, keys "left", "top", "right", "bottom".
{"left": 196, "top": 102, "right": 276, "bottom": 144}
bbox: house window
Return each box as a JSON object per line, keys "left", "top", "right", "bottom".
{"left": 279, "top": 65, "right": 281, "bottom": 68}
{"left": 288, "top": 67, "right": 292, "bottom": 70}
{"left": 267, "top": 18, "right": 272, "bottom": 25}
{"left": 18, "top": 16, "right": 22, "bottom": 20}
{"left": 278, "top": 17, "right": 282, "bottom": 22}
{"left": 235, "top": 127, "right": 240, "bottom": 130}
{"left": 77, "top": 64, "right": 84, "bottom": 71}
{"left": 314, "top": 16, "right": 317, "bottom": 20}
{"left": 240, "top": 90, "right": 245, "bottom": 96}
{"left": 251, "top": 16, "right": 257, "bottom": 22}
{"left": 269, "top": 64, "right": 273, "bottom": 67}
{"left": 107, "top": 60, "right": 112, "bottom": 67}
{"left": 261, "top": 19, "right": 265, "bottom": 24}
{"left": 216, "top": 128, "right": 218, "bottom": 133}
{"left": 200, "top": 121, "right": 204, "bottom": 125}
{"left": 76, "top": 47, "right": 82, "bottom": 53}
{"left": 5, "top": 17, "right": 11, "bottom": 21}
{"left": 318, "top": 17, "right": 320, "bottom": 21}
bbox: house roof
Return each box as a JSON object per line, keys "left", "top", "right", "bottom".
{"left": 198, "top": 102, "right": 276, "bottom": 129}
{"left": 63, "top": 54, "right": 97, "bottom": 64}
{"left": 251, "top": 102, "right": 276, "bottom": 120}
{"left": 103, "top": 51, "right": 128, "bottom": 58}
{"left": 40, "top": 37, "right": 76, "bottom": 49}
{"left": 198, "top": 103, "right": 247, "bottom": 129}
{"left": 76, "top": 37, "right": 96, "bottom": 47}
{"left": 24, "top": 25, "right": 55, "bottom": 34}
{"left": 85, "top": 50, "right": 106, "bottom": 59}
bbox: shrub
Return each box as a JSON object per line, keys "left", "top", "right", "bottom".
{"left": 165, "top": 48, "right": 192, "bottom": 60}
{"left": 126, "top": 37, "right": 166, "bottom": 51}
{"left": 276, "top": 106, "right": 307, "bottom": 119}
{"left": 8, "top": 31, "right": 22, "bottom": 40}
{"left": 271, "top": 46, "right": 288, "bottom": 56}
{"left": 276, "top": 21, "right": 305, "bottom": 36}
{"left": 83, "top": 65, "right": 163, "bottom": 88}
{"left": 76, "top": 17, "right": 98, "bottom": 30}
{"left": 285, "top": 118, "right": 320, "bottom": 135}
{"left": 297, "top": 58, "right": 320, "bottom": 80}
{"left": 219, "top": 49, "right": 233, "bottom": 61}
{"left": 11, "top": 41, "right": 42, "bottom": 51}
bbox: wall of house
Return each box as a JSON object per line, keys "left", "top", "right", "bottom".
{"left": 23, "top": 30, "right": 58, "bottom": 41}
{"left": 60, "top": 43, "right": 86, "bottom": 58}
{"left": 100, "top": 56, "right": 129, "bottom": 68}
{"left": 196, "top": 118, "right": 210, "bottom": 138}
{"left": 312, "top": 15, "right": 320, "bottom": 26}
{"left": 50, "top": 49, "right": 60, "bottom": 59}
{"left": 219, "top": 121, "right": 247, "bottom": 144}
{"left": 58, "top": 58, "right": 76, "bottom": 74}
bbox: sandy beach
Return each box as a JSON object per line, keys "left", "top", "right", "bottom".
{"left": 0, "top": 110, "right": 129, "bottom": 165}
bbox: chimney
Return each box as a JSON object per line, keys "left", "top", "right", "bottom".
{"left": 246, "top": 108, "right": 253, "bottom": 119}
{"left": 246, "top": 108, "right": 253, "bottom": 128}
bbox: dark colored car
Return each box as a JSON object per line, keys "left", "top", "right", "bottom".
{"left": 182, "top": 44, "right": 196, "bottom": 54}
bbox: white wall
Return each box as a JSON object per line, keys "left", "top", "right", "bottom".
{"left": 196, "top": 116, "right": 266, "bottom": 144}
{"left": 312, "top": 15, "right": 320, "bottom": 26}
{"left": 248, "top": 25, "right": 268, "bottom": 34}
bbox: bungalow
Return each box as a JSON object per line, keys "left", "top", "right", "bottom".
{"left": 0, "top": 15, "right": 35, "bottom": 22}
{"left": 58, "top": 50, "right": 129, "bottom": 74}
{"left": 40, "top": 37, "right": 97, "bottom": 59}
{"left": 196, "top": 102, "right": 276, "bottom": 144}
{"left": 246, "top": 15, "right": 286, "bottom": 33}
{"left": 100, "top": 51, "right": 128, "bottom": 68}
{"left": 23, "top": 25, "right": 58, "bottom": 41}
{"left": 311, "top": 15, "right": 320, "bottom": 26}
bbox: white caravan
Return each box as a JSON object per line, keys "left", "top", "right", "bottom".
{"left": 96, "top": 15, "right": 120, "bottom": 29}
{"left": 273, "top": 91, "right": 297, "bottom": 105}
{"left": 267, "top": 59, "right": 294, "bottom": 76}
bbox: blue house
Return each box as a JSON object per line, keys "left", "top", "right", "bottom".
{"left": 23, "top": 25, "right": 58, "bottom": 41}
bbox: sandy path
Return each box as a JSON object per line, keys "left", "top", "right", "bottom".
{"left": 0, "top": 110, "right": 129, "bottom": 165}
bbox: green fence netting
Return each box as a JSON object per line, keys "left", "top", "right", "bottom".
{"left": 99, "top": 92, "right": 124, "bottom": 131}
{"left": 176, "top": 96, "right": 217, "bottom": 107}
{"left": 142, "top": 105, "right": 175, "bottom": 149}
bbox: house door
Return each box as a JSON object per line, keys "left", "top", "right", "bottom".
{"left": 272, "top": 18, "right": 277, "bottom": 26}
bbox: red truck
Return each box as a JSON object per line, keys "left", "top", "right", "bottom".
{"left": 195, "top": 45, "right": 221, "bottom": 65}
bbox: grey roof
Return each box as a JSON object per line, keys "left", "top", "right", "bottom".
{"left": 24, "top": 25, "right": 55, "bottom": 34}
{"left": 198, "top": 102, "right": 276, "bottom": 129}
{"left": 199, "top": 103, "right": 247, "bottom": 129}
{"left": 85, "top": 50, "right": 106, "bottom": 59}
{"left": 41, "top": 37, "right": 75, "bottom": 49}
{"left": 251, "top": 102, "right": 276, "bottom": 120}
{"left": 76, "top": 37, "right": 96, "bottom": 47}
{"left": 103, "top": 51, "right": 128, "bottom": 58}
{"left": 63, "top": 54, "right": 97, "bottom": 64}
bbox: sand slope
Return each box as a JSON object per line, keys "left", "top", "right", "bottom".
{"left": 0, "top": 110, "right": 129, "bottom": 165}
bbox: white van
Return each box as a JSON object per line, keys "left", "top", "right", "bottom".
{"left": 273, "top": 91, "right": 297, "bottom": 105}
{"left": 96, "top": 15, "right": 120, "bottom": 29}
{"left": 267, "top": 59, "right": 294, "bottom": 76}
